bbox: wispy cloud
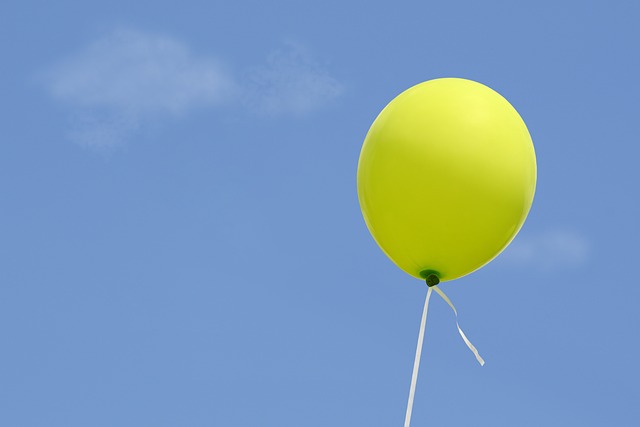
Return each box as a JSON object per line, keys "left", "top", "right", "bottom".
{"left": 244, "top": 43, "right": 343, "bottom": 116}
{"left": 40, "top": 29, "right": 343, "bottom": 149}
{"left": 500, "top": 229, "right": 590, "bottom": 271}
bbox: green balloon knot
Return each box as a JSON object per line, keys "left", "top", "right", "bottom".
{"left": 420, "top": 270, "right": 440, "bottom": 287}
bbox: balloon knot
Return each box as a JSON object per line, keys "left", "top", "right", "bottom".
{"left": 419, "top": 270, "right": 440, "bottom": 287}
{"left": 425, "top": 274, "right": 440, "bottom": 287}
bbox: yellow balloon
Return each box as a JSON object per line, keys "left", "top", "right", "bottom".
{"left": 357, "top": 78, "right": 536, "bottom": 282}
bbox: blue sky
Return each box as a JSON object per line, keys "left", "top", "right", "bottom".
{"left": 1, "top": 0, "right": 639, "bottom": 425}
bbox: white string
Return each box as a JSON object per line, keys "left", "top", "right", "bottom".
{"left": 404, "top": 287, "right": 432, "bottom": 427}
{"left": 403, "top": 284, "right": 485, "bottom": 427}
{"left": 433, "top": 285, "right": 485, "bottom": 366}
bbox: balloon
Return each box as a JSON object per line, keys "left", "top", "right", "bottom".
{"left": 357, "top": 78, "right": 536, "bottom": 282}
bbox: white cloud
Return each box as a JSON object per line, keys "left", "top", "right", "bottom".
{"left": 45, "top": 29, "right": 234, "bottom": 115}
{"left": 244, "top": 43, "right": 344, "bottom": 116}
{"left": 500, "top": 229, "right": 590, "bottom": 271}
{"left": 41, "top": 29, "right": 235, "bottom": 149}
{"left": 41, "top": 30, "right": 343, "bottom": 149}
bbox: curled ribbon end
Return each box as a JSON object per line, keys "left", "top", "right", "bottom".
{"left": 432, "top": 285, "right": 485, "bottom": 366}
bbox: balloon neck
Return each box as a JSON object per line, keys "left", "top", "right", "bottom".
{"left": 420, "top": 270, "right": 440, "bottom": 287}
